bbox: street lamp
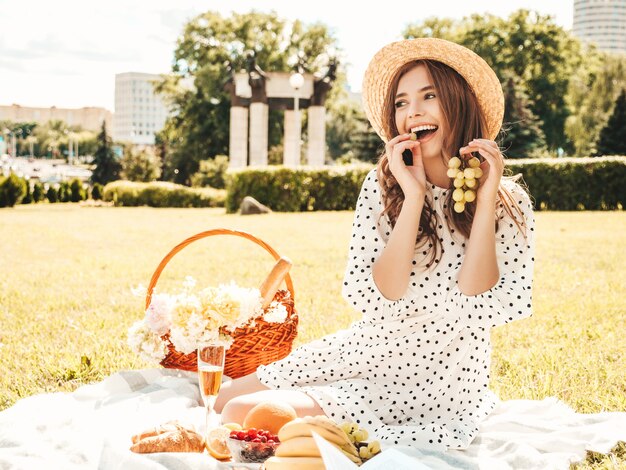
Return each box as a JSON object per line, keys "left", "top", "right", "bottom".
{"left": 289, "top": 71, "right": 304, "bottom": 165}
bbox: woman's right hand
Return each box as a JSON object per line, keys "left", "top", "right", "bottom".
{"left": 385, "top": 134, "right": 427, "bottom": 199}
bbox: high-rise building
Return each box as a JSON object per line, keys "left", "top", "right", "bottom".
{"left": 113, "top": 72, "right": 168, "bottom": 145}
{"left": 573, "top": 0, "right": 626, "bottom": 54}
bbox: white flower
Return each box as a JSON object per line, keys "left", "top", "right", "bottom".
{"left": 127, "top": 320, "right": 167, "bottom": 362}
{"left": 264, "top": 302, "right": 288, "bottom": 323}
{"left": 170, "top": 312, "right": 219, "bottom": 354}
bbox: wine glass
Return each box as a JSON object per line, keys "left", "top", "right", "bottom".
{"left": 197, "top": 345, "right": 226, "bottom": 433}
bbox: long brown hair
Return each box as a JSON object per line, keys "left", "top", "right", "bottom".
{"left": 376, "top": 60, "right": 527, "bottom": 267}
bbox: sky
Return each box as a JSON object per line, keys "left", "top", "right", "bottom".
{"left": 0, "top": 0, "right": 574, "bottom": 112}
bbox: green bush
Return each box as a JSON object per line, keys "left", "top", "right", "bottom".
{"left": 91, "top": 183, "right": 103, "bottom": 200}
{"left": 46, "top": 186, "right": 58, "bottom": 203}
{"left": 58, "top": 182, "right": 71, "bottom": 203}
{"left": 190, "top": 155, "right": 229, "bottom": 189}
{"left": 225, "top": 157, "right": 626, "bottom": 212}
{"left": 102, "top": 181, "right": 225, "bottom": 208}
{"left": 22, "top": 182, "right": 33, "bottom": 204}
{"left": 225, "top": 165, "right": 372, "bottom": 213}
{"left": 69, "top": 179, "right": 86, "bottom": 202}
{"left": 33, "top": 183, "right": 45, "bottom": 203}
{"left": 507, "top": 156, "right": 626, "bottom": 210}
{"left": 0, "top": 174, "right": 28, "bottom": 207}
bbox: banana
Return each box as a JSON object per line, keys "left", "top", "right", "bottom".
{"left": 275, "top": 437, "right": 362, "bottom": 464}
{"left": 264, "top": 456, "right": 326, "bottom": 470}
{"left": 278, "top": 417, "right": 352, "bottom": 448}
{"left": 275, "top": 437, "right": 322, "bottom": 458}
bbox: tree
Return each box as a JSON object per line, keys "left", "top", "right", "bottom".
{"left": 155, "top": 10, "right": 341, "bottom": 183}
{"left": 120, "top": 146, "right": 162, "bottom": 182}
{"left": 596, "top": 89, "right": 626, "bottom": 156}
{"left": 91, "top": 121, "right": 121, "bottom": 185}
{"left": 403, "top": 9, "right": 583, "bottom": 152}
{"left": 565, "top": 52, "right": 626, "bottom": 156}
{"left": 33, "top": 182, "right": 44, "bottom": 202}
{"left": 69, "top": 179, "right": 86, "bottom": 202}
{"left": 325, "top": 98, "right": 383, "bottom": 163}
{"left": 46, "top": 186, "right": 58, "bottom": 203}
{"left": 0, "top": 174, "right": 27, "bottom": 207}
{"left": 501, "top": 74, "right": 546, "bottom": 157}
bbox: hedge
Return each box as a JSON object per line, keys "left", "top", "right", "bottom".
{"left": 507, "top": 156, "right": 625, "bottom": 210}
{"left": 103, "top": 181, "right": 226, "bottom": 208}
{"left": 225, "top": 157, "right": 626, "bottom": 212}
{"left": 225, "top": 165, "right": 372, "bottom": 213}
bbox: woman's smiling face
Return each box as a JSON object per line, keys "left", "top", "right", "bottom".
{"left": 394, "top": 64, "right": 445, "bottom": 160}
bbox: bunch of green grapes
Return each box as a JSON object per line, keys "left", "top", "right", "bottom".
{"left": 446, "top": 154, "right": 483, "bottom": 213}
{"left": 356, "top": 440, "right": 382, "bottom": 460}
{"left": 340, "top": 422, "right": 382, "bottom": 460}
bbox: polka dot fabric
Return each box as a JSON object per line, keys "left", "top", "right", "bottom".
{"left": 257, "top": 168, "right": 535, "bottom": 451}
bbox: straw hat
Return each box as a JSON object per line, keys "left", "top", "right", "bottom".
{"left": 362, "top": 37, "right": 504, "bottom": 142}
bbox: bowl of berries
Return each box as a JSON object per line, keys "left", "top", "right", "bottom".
{"left": 227, "top": 428, "right": 280, "bottom": 463}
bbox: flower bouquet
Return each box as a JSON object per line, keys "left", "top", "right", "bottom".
{"left": 127, "top": 229, "right": 298, "bottom": 378}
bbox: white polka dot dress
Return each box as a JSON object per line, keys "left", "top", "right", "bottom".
{"left": 256, "top": 168, "right": 535, "bottom": 450}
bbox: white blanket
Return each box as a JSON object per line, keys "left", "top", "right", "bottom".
{"left": 0, "top": 369, "right": 623, "bottom": 470}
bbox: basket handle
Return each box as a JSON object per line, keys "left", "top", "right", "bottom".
{"left": 145, "top": 229, "right": 295, "bottom": 309}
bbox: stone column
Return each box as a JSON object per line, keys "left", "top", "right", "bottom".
{"left": 307, "top": 106, "right": 326, "bottom": 166}
{"left": 249, "top": 102, "right": 268, "bottom": 166}
{"left": 228, "top": 106, "right": 248, "bottom": 169}
{"left": 283, "top": 110, "right": 300, "bottom": 167}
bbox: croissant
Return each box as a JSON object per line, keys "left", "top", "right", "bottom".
{"left": 131, "top": 421, "right": 183, "bottom": 444}
{"left": 130, "top": 423, "right": 205, "bottom": 453}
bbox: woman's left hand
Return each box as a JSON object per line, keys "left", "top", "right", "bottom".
{"left": 459, "top": 139, "right": 504, "bottom": 204}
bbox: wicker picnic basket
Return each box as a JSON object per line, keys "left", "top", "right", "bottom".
{"left": 145, "top": 228, "right": 298, "bottom": 379}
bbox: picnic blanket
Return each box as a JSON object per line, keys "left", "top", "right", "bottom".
{"left": 0, "top": 368, "right": 624, "bottom": 470}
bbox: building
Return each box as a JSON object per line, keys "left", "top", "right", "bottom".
{"left": 573, "top": 0, "right": 626, "bottom": 54}
{"left": 0, "top": 104, "right": 112, "bottom": 131}
{"left": 113, "top": 72, "right": 168, "bottom": 145}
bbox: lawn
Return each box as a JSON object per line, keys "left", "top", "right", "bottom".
{"left": 0, "top": 205, "right": 624, "bottom": 468}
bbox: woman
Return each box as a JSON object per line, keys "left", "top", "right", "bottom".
{"left": 215, "top": 37, "right": 534, "bottom": 450}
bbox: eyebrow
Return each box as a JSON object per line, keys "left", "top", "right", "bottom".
{"left": 395, "top": 85, "right": 435, "bottom": 99}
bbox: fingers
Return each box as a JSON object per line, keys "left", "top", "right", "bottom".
{"left": 411, "top": 141, "right": 424, "bottom": 168}
{"left": 387, "top": 136, "right": 420, "bottom": 167}
{"left": 459, "top": 140, "right": 502, "bottom": 166}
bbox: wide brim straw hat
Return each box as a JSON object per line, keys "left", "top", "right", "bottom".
{"left": 362, "top": 37, "right": 504, "bottom": 142}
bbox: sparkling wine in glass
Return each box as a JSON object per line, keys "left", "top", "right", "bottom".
{"left": 197, "top": 345, "right": 226, "bottom": 431}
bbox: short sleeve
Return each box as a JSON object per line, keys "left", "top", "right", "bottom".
{"left": 341, "top": 169, "right": 417, "bottom": 321}
{"left": 444, "top": 180, "right": 536, "bottom": 329}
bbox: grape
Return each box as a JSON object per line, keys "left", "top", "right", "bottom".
{"left": 447, "top": 150, "right": 482, "bottom": 213}
{"left": 409, "top": 132, "right": 417, "bottom": 141}
{"left": 446, "top": 168, "right": 459, "bottom": 178}
{"left": 359, "top": 447, "right": 370, "bottom": 459}
{"left": 463, "top": 168, "right": 475, "bottom": 179}
{"left": 452, "top": 188, "right": 465, "bottom": 202}
{"left": 448, "top": 157, "right": 462, "bottom": 169}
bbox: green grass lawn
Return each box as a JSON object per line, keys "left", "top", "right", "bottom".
{"left": 0, "top": 205, "right": 624, "bottom": 468}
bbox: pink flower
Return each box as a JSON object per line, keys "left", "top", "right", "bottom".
{"left": 145, "top": 293, "right": 174, "bottom": 336}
